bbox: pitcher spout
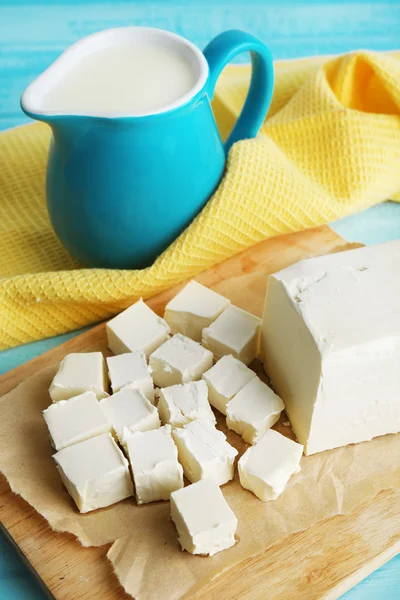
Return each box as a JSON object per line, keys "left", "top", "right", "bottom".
{"left": 21, "top": 72, "right": 68, "bottom": 124}
{"left": 20, "top": 96, "right": 57, "bottom": 124}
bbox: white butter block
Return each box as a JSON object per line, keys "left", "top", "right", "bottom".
{"left": 171, "top": 478, "right": 237, "bottom": 556}
{"left": 202, "top": 354, "right": 257, "bottom": 415}
{"left": 164, "top": 280, "right": 231, "bottom": 341}
{"left": 125, "top": 425, "right": 183, "bottom": 504}
{"left": 260, "top": 240, "right": 400, "bottom": 455}
{"left": 172, "top": 420, "right": 238, "bottom": 486}
{"left": 106, "top": 351, "right": 154, "bottom": 401}
{"left": 100, "top": 387, "right": 160, "bottom": 445}
{"left": 157, "top": 380, "right": 215, "bottom": 428}
{"left": 238, "top": 429, "right": 303, "bottom": 501}
{"left": 149, "top": 334, "right": 213, "bottom": 388}
{"left": 49, "top": 352, "right": 108, "bottom": 402}
{"left": 226, "top": 377, "right": 284, "bottom": 444}
{"left": 43, "top": 391, "right": 111, "bottom": 451}
{"left": 106, "top": 298, "right": 170, "bottom": 358}
{"left": 202, "top": 305, "right": 261, "bottom": 365}
{"left": 53, "top": 433, "right": 133, "bottom": 513}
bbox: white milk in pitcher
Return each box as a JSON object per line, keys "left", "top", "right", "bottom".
{"left": 40, "top": 43, "right": 198, "bottom": 115}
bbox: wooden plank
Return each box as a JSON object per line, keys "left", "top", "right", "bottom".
{"left": 1, "top": 225, "right": 398, "bottom": 600}
{"left": 192, "top": 489, "right": 400, "bottom": 600}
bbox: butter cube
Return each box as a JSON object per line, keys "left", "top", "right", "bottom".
{"left": 164, "top": 280, "right": 230, "bottom": 341}
{"left": 171, "top": 479, "right": 237, "bottom": 555}
{"left": 53, "top": 433, "right": 133, "bottom": 513}
{"left": 157, "top": 380, "right": 215, "bottom": 428}
{"left": 99, "top": 387, "right": 160, "bottom": 445}
{"left": 125, "top": 425, "right": 183, "bottom": 504}
{"left": 106, "top": 351, "right": 154, "bottom": 401}
{"left": 149, "top": 334, "right": 213, "bottom": 388}
{"left": 238, "top": 429, "right": 303, "bottom": 501}
{"left": 43, "top": 391, "right": 111, "bottom": 451}
{"left": 49, "top": 352, "right": 108, "bottom": 402}
{"left": 172, "top": 420, "right": 238, "bottom": 486}
{"left": 202, "top": 305, "right": 261, "bottom": 365}
{"left": 106, "top": 299, "right": 170, "bottom": 358}
{"left": 260, "top": 240, "right": 400, "bottom": 455}
{"left": 202, "top": 354, "right": 257, "bottom": 415}
{"left": 226, "top": 377, "right": 284, "bottom": 444}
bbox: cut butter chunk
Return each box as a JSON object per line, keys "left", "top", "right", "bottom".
{"left": 49, "top": 352, "right": 108, "bottom": 402}
{"left": 106, "top": 298, "right": 170, "bottom": 358}
{"left": 100, "top": 387, "right": 160, "bottom": 445}
{"left": 164, "top": 280, "right": 230, "bottom": 341}
{"left": 43, "top": 391, "right": 111, "bottom": 451}
{"left": 226, "top": 377, "right": 284, "bottom": 444}
{"left": 106, "top": 351, "right": 154, "bottom": 402}
{"left": 172, "top": 420, "right": 238, "bottom": 486}
{"left": 157, "top": 380, "right": 215, "bottom": 428}
{"left": 260, "top": 240, "right": 400, "bottom": 455}
{"left": 202, "top": 305, "right": 261, "bottom": 365}
{"left": 53, "top": 433, "right": 133, "bottom": 513}
{"left": 202, "top": 354, "right": 257, "bottom": 415}
{"left": 171, "top": 478, "right": 237, "bottom": 556}
{"left": 149, "top": 334, "right": 213, "bottom": 388}
{"left": 125, "top": 425, "right": 183, "bottom": 504}
{"left": 238, "top": 429, "right": 303, "bottom": 501}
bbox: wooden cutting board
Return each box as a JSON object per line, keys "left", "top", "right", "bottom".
{"left": 1, "top": 225, "right": 399, "bottom": 600}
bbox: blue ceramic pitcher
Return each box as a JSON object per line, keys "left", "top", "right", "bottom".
{"left": 21, "top": 27, "right": 274, "bottom": 269}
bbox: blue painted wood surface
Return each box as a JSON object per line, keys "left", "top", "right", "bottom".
{"left": 0, "top": 0, "right": 399, "bottom": 598}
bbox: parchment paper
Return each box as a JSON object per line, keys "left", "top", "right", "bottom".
{"left": 0, "top": 364, "right": 399, "bottom": 600}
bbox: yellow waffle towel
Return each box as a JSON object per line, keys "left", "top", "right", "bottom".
{"left": 1, "top": 51, "right": 400, "bottom": 349}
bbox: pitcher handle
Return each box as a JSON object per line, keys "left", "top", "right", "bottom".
{"left": 203, "top": 30, "right": 274, "bottom": 153}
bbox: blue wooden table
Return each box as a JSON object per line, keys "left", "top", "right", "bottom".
{"left": 0, "top": 1, "right": 399, "bottom": 598}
